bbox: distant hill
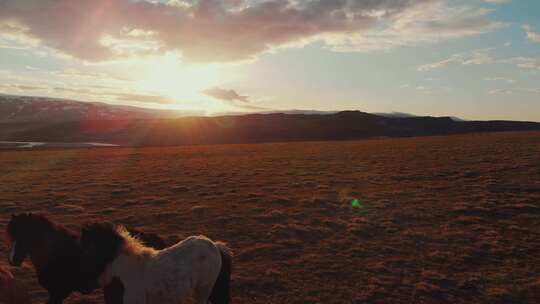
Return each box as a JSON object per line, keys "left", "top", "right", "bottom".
{"left": 0, "top": 95, "right": 190, "bottom": 123}
{"left": 214, "top": 110, "right": 338, "bottom": 116}
{"left": 1, "top": 95, "right": 539, "bottom": 146}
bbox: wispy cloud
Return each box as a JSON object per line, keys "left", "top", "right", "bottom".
{"left": 50, "top": 69, "right": 128, "bottom": 82}
{"left": 0, "top": 44, "right": 28, "bottom": 50}
{"left": 203, "top": 87, "right": 249, "bottom": 103}
{"left": 488, "top": 88, "right": 512, "bottom": 95}
{"left": 0, "top": 0, "right": 507, "bottom": 63}
{"left": 418, "top": 48, "right": 495, "bottom": 71}
{"left": 482, "top": 0, "right": 512, "bottom": 4}
{"left": 52, "top": 87, "right": 175, "bottom": 104}
{"left": 327, "top": 2, "right": 508, "bottom": 53}
{"left": 202, "top": 87, "right": 266, "bottom": 110}
{"left": 523, "top": 25, "right": 540, "bottom": 43}
{"left": 505, "top": 57, "right": 540, "bottom": 70}
{"left": 399, "top": 83, "right": 451, "bottom": 95}
{"left": 489, "top": 87, "right": 540, "bottom": 95}
{"left": 0, "top": 83, "right": 46, "bottom": 91}
{"left": 484, "top": 77, "right": 516, "bottom": 84}
{"left": 111, "top": 93, "right": 176, "bottom": 104}
{"left": 521, "top": 88, "right": 540, "bottom": 94}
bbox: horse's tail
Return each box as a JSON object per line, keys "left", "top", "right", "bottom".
{"left": 209, "top": 242, "right": 233, "bottom": 304}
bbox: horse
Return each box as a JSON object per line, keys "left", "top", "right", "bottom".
{"left": 103, "top": 228, "right": 168, "bottom": 304}
{"left": 0, "top": 265, "right": 31, "bottom": 304}
{"left": 80, "top": 222, "right": 233, "bottom": 304}
{"left": 6, "top": 213, "right": 168, "bottom": 304}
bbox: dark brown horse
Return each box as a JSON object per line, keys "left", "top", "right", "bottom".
{"left": 6, "top": 213, "right": 166, "bottom": 304}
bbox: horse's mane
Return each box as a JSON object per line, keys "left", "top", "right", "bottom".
{"left": 31, "top": 213, "right": 78, "bottom": 238}
{"left": 20, "top": 213, "right": 54, "bottom": 228}
{"left": 7, "top": 213, "right": 76, "bottom": 240}
{"left": 116, "top": 226, "right": 158, "bottom": 257}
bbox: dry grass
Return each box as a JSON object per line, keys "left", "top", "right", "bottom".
{"left": 1, "top": 131, "right": 539, "bottom": 303}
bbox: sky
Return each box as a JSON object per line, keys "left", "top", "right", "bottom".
{"left": 0, "top": 0, "right": 539, "bottom": 121}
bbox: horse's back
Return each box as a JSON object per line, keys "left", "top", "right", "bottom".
{"left": 169, "top": 235, "right": 219, "bottom": 252}
{"left": 155, "top": 235, "right": 221, "bottom": 273}
{"left": 146, "top": 236, "right": 222, "bottom": 302}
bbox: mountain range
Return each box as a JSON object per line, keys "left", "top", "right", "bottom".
{"left": 1, "top": 94, "right": 539, "bottom": 146}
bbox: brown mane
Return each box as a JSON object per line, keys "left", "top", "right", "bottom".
{"left": 7, "top": 213, "right": 74, "bottom": 241}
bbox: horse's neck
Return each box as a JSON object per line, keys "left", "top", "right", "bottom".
{"left": 29, "top": 229, "right": 67, "bottom": 273}
{"left": 29, "top": 237, "right": 51, "bottom": 273}
{"left": 30, "top": 254, "right": 47, "bottom": 273}
{"left": 109, "top": 250, "right": 150, "bottom": 286}
{"left": 107, "top": 236, "right": 157, "bottom": 287}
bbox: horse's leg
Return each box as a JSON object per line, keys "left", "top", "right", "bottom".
{"left": 47, "top": 291, "right": 68, "bottom": 304}
{"left": 194, "top": 284, "right": 214, "bottom": 304}
{"left": 123, "top": 285, "right": 146, "bottom": 304}
{"left": 104, "top": 278, "right": 125, "bottom": 304}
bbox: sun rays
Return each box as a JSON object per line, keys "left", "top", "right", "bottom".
{"left": 135, "top": 54, "right": 221, "bottom": 99}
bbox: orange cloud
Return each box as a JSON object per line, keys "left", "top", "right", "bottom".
{"left": 0, "top": 0, "right": 504, "bottom": 63}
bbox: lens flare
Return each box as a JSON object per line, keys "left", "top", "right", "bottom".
{"left": 351, "top": 198, "right": 363, "bottom": 209}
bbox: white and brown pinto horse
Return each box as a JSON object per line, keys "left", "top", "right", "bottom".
{"left": 6, "top": 213, "right": 169, "bottom": 304}
{"left": 80, "top": 223, "right": 232, "bottom": 304}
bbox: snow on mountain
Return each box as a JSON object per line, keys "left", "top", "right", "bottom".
{"left": 0, "top": 94, "right": 182, "bottom": 123}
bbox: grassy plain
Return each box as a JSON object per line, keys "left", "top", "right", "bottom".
{"left": 1, "top": 132, "right": 539, "bottom": 303}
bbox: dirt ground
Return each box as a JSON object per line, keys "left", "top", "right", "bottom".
{"left": 1, "top": 132, "right": 539, "bottom": 304}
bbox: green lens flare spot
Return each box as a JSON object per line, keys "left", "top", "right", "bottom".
{"left": 351, "top": 198, "right": 363, "bottom": 208}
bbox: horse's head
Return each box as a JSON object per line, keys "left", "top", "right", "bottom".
{"left": 6, "top": 213, "right": 50, "bottom": 267}
{"left": 80, "top": 222, "right": 124, "bottom": 289}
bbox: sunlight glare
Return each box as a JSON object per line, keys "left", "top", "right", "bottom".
{"left": 135, "top": 54, "right": 222, "bottom": 104}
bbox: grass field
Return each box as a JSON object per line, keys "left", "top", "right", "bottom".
{"left": 1, "top": 132, "right": 540, "bottom": 304}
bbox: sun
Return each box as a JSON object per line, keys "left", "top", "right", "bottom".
{"left": 135, "top": 53, "right": 222, "bottom": 102}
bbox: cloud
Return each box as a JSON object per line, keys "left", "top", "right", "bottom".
{"left": 482, "top": 0, "right": 511, "bottom": 4}
{"left": 506, "top": 57, "right": 540, "bottom": 70}
{"left": 53, "top": 87, "right": 95, "bottom": 95}
{"left": 0, "top": 83, "right": 45, "bottom": 91}
{"left": 0, "top": 43, "right": 28, "bottom": 50}
{"left": 0, "top": 20, "right": 38, "bottom": 45}
{"left": 418, "top": 48, "right": 495, "bottom": 71}
{"left": 489, "top": 87, "right": 540, "bottom": 95}
{"left": 523, "top": 25, "right": 540, "bottom": 43}
{"left": 111, "top": 93, "right": 176, "bottom": 104}
{"left": 0, "top": 0, "right": 507, "bottom": 63}
{"left": 202, "top": 87, "right": 267, "bottom": 110}
{"left": 325, "top": 2, "right": 507, "bottom": 53}
{"left": 520, "top": 88, "right": 540, "bottom": 94}
{"left": 203, "top": 87, "right": 249, "bottom": 103}
{"left": 488, "top": 88, "right": 512, "bottom": 95}
{"left": 53, "top": 87, "right": 175, "bottom": 104}
{"left": 398, "top": 82, "right": 451, "bottom": 94}
{"left": 50, "top": 69, "right": 129, "bottom": 82}
{"left": 484, "top": 77, "right": 516, "bottom": 84}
